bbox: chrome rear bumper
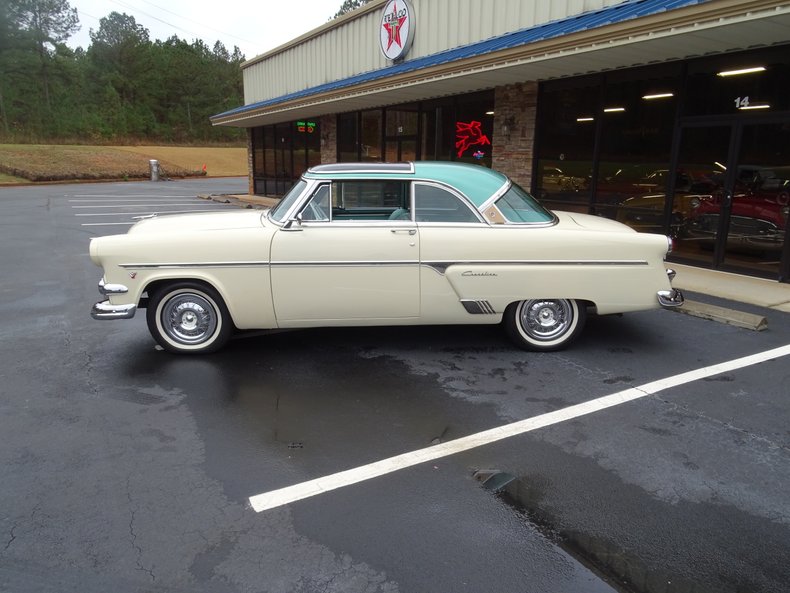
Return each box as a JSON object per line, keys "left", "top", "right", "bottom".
{"left": 657, "top": 288, "right": 684, "bottom": 308}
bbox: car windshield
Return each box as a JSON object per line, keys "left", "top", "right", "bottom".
{"left": 495, "top": 183, "right": 555, "bottom": 223}
{"left": 268, "top": 180, "right": 308, "bottom": 223}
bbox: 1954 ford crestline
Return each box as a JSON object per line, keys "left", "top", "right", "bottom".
{"left": 90, "top": 162, "right": 683, "bottom": 354}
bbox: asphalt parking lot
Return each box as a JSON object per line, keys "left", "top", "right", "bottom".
{"left": 1, "top": 178, "right": 789, "bottom": 593}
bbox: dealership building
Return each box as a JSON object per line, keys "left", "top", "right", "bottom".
{"left": 211, "top": 0, "right": 790, "bottom": 283}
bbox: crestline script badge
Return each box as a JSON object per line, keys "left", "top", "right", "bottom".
{"left": 379, "top": 0, "right": 415, "bottom": 61}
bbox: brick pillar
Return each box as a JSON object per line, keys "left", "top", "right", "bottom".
{"left": 321, "top": 115, "right": 337, "bottom": 164}
{"left": 492, "top": 81, "right": 538, "bottom": 190}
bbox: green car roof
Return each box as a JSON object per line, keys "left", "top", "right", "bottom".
{"left": 304, "top": 161, "right": 509, "bottom": 208}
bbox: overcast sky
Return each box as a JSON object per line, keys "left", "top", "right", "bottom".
{"left": 65, "top": 0, "right": 343, "bottom": 60}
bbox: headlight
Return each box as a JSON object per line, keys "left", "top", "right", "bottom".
{"left": 666, "top": 236, "right": 674, "bottom": 254}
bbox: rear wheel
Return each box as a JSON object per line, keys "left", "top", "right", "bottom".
{"left": 504, "top": 299, "right": 586, "bottom": 351}
{"left": 146, "top": 282, "right": 233, "bottom": 354}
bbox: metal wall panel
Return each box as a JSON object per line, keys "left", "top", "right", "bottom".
{"left": 243, "top": 0, "right": 628, "bottom": 105}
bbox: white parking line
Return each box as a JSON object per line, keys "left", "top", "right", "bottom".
{"left": 81, "top": 222, "right": 136, "bottom": 227}
{"left": 72, "top": 203, "right": 224, "bottom": 208}
{"left": 248, "top": 344, "right": 790, "bottom": 513}
{"left": 69, "top": 194, "right": 201, "bottom": 199}
{"left": 76, "top": 209, "right": 230, "bottom": 216}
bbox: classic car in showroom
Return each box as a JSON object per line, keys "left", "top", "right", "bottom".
{"left": 90, "top": 162, "right": 683, "bottom": 354}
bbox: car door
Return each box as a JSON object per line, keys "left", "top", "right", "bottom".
{"left": 270, "top": 180, "right": 420, "bottom": 324}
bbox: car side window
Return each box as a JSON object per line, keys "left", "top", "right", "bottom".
{"left": 331, "top": 180, "right": 411, "bottom": 221}
{"left": 414, "top": 183, "right": 480, "bottom": 223}
{"left": 299, "top": 184, "right": 330, "bottom": 221}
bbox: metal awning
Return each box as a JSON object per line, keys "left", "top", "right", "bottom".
{"left": 211, "top": 0, "right": 790, "bottom": 128}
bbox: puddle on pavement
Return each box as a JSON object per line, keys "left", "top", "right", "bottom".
{"left": 493, "top": 475, "right": 720, "bottom": 593}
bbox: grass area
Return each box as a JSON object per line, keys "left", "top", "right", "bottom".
{"left": 0, "top": 144, "right": 247, "bottom": 184}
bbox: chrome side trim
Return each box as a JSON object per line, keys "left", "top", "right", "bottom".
{"left": 119, "top": 261, "right": 269, "bottom": 269}
{"left": 91, "top": 300, "right": 137, "bottom": 320}
{"left": 657, "top": 289, "right": 684, "bottom": 308}
{"left": 422, "top": 260, "right": 649, "bottom": 275}
{"left": 461, "top": 300, "right": 497, "bottom": 314}
{"left": 271, "top": 260, "right": 417, "bottom": 268}
{"left": 98, "top": 278, "right": 129, "bottom": 295}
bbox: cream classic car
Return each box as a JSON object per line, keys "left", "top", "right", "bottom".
{"left": 90, "top": 162, "right": 683, "bottom": 354}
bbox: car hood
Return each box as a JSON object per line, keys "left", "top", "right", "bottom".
{"left": 127, "top": 210, "right": 266, "bottom": 235}
{"left": 555, "top": 211, "right": 636, "bottom": 233}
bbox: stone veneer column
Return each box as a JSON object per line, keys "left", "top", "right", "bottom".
{"left": 492, "top": 81, "right": 538, "bottom": 190}
{"left": 246, "top": 128, "right": 254, "bottom": 195}
{"left": 321, "top": 115, "right": 338, "bottom": 164}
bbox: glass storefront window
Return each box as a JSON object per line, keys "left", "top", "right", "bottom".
{"left": 535, "top": 78, "right": 598, "bottom": 213}
{"left": 385, "top": 106, "right": 419, "bottom": 136}
{"left": 252, "top": 128, "right": 264, "bottom": 175}
{"left": 338, "top": 112, "right": 358, "bottom": 162}
{"left": 599, "top": 64, "right": 680, "bottom": 227}
{"left": 306, "top": 118, "right": 321, "bottom": 169}
{"left": 684, "top": 46, "right": 790, "bottom": 117}
{"left": 536, "top": 44, "right": 790, "bottom": 280}
{"left": 251, "top": 118, "right": 320, "bottom": 195}
{"left": 361, "top": 110, "right": 382, "bottom": 161}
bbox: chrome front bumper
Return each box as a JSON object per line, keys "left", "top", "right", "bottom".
{"left": 91, "top": 278, "right": 136, "bottom": 319}
{"left": 91, "top": 300, "right": 137, "bottom": 320}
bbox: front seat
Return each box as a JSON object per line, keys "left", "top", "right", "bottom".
{"left": 388, "top": 208, "right": 410, "bottom": 220}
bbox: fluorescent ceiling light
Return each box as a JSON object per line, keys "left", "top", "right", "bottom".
{"left": 485, "top": 111, "right": 495, "bottom": 115}
{"left": 714, "top": 162, "right": 727, "bottom": 171}
{"left": 717, "top": 66, "right": 766, "bottom": 77}
{"left": 576, "top": 117, "right": 594, "bottom": 122}
{"left": 739, "top": 103, "right": 771, "bottom": 110}
{"left": 643, "top": 93, "right": 674, "bottom": 100}
{"left": 604, "top": 107, "right": 625, "bottom": 113}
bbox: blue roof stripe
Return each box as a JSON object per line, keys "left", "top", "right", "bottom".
{"left": 214, "top": 0, "right": 705, "bottom": 120}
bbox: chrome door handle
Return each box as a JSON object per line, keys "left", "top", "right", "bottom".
{"left": 391, "top": 229, "right": 417, "bottom": 235}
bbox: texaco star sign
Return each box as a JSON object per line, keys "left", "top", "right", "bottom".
{"left": 379, "top": 0, "right": 415, "bottom": 61}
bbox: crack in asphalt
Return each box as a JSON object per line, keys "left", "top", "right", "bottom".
{"left": 654, "top": 395, "right": 790, "bottom": 454}
{"left": 3, "top": 524, "right": 16, "bottom": 551}
{"left": 126, "top": 477, "right": 156, "bottom": 582}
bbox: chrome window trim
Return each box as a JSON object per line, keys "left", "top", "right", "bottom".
{"left": 267, "top": 179, "right": 317, "bottom": 227}
{"left": 294, "top": 221, "right": 416, "bottom": 228}
{"left": 489, "top": 216, "right": 559, "bottom": 228}
{"left": 307, "top": 163, "right": 415, "bottom": 175}
{"left": 479, "top": 180, "right": 512, "bottom": 212}
{"left": 479, "top": 180, "right": 559, "bottom": 227}
{"left": 415, "top": 222, "right": 490, "bottom": 228}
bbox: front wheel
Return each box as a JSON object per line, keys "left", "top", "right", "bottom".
{"left": 504, "top": 299, "right": 586, "bottom": 352}
{"left": 146, "top": 282, "right": 233, "bottom": 354}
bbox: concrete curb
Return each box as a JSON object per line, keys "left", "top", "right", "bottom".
{"left": 672, "top": 300, "right": 768, "bottom": 331}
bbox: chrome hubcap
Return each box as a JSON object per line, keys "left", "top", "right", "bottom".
{"left": 521, "top": 300, "right": 573, "bottom": 341}
{"left": 162, "top": 293, "right": 217, "bottom": 345}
